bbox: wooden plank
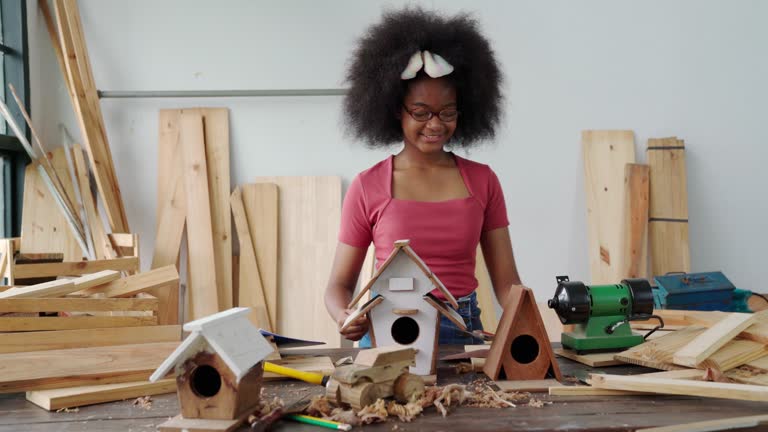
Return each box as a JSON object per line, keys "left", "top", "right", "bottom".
{"left": 549, "top": 386, "right": 652, "bottom": 396}
{"left": 495, "top": 379, "right": 562, "bottom": 393}
{"left": 0, "top": 297, "right": 157, "bottom": 313}
{"left": 75, "top": 265, "right": 179, "bottom": 298}
{"left": 615, "top": 326, "right": 705, "bottom": 370}
{"left": 0, "top": 316, "right": 157, "bottom": 332}
{"left": 13, "top": 257, "right": 139, "bottom": 278}
{"left": 474, "top": 245, "right": 498, "bottom": 332}
{"left": 200, "top": 108, "right": 232, "bottom": 311}
{"left": 19, "top": 155, "right": 81, "bottom": 261}
{"left": 69, "top": 269, "right": 122, "bottom": 291}
{"left": 700, "top": 339, "right": 768, "bottom": 372}
{"left": 636, "top": 415, "right": 768, "bottom": 432}
{"left": 180, "top": 110, "right": 219, "bottom": 320}
{"left": 619, "top": 163, "right": 649, "bottom": 279}
{"left": 589, "top": 373, "right": 768, "bottom": 402}
{"left": 673, "top": 313, "right": 757, "bottom": 367}
{"left": 0, "top": 325, "right": 181, "bottom": 354}
{"left": 151, "top": 109, "right": 186, "bottom": 325}
{"left": 582, "top": 130, "right": 636, "bottom": 284}
{"left": 252, "top": 177, "right": 341, "bottom": 346}
{"left": 0, "top": 279, "right": 74, "bottom": 299}
{"left": 647, "top": 137, "right": 690, "bottom": 276}
{"left": 71, "top": 144, "right": 115, "bottom": 260}
{"left": 0, "top": 342, "right": 178, "bottom": 393}
{"left": 241, "top": 183, "right": 279, "bottom": 331}
{"left": 230, "top": 188, "right": 271, "bottom": 330}
{"left": 554, "top": 348, "right": 623, "bottom": 367}
{"left": 26, "top": 379, "right": 176, "bottom": 411}
{"left": 55, "top": 0, "right": 129, "bottom": 233}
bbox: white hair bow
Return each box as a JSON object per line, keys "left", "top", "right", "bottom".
{"left": 400, "top": 50, "right": 454, "bottom": 80}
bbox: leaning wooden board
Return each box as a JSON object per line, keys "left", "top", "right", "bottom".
{"left": 0, "top": 342, "right": 178, "bottom": 393}
{"left": 252, "top": 176, "right": 341, "bottom": 347}
{"left": 582, "top": 130, "right": 636, "bottom": 284}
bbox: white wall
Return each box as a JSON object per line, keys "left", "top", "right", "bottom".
{"left": 28, "top": 0, "right": 768, "bottom": 306}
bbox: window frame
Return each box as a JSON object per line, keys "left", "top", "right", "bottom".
{"left": 0, "top": 0, "right": 30, "bottom": 238}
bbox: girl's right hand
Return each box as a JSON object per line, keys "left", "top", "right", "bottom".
{"left": 336, "top": 309, "right": 370, "bottom": 341}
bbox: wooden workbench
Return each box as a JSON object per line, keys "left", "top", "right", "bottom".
{"left": 1, "top": 345, "right": 767, "bottom": 432}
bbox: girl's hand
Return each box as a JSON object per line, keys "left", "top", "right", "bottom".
{"left": 336, "top": 309, "right": 369, "bottom": 341}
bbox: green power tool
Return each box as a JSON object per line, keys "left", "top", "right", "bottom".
{"left": 547, "top": 276, "right": 664, "bottom": 353}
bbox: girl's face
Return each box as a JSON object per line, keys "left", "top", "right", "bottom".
{"left": 400, "top": 77, "right": 458, "bottom": 154}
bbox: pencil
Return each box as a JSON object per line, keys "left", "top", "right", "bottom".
{"left": 285, "top": 414, "right": 352, "bottom": 431}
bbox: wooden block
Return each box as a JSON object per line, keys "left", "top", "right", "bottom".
{"left": 495, "top": 379, "right": 562, "bottom": 393}
{"left": 75, "top": 265, "right": 179, "bottom": 298}
{"left": 0, "top": 278, "right": 75, "bottom": 299}
{"left": 13, "top": 257, "right": 139, "bottom": 278}
{"left": 180, "top": 110, "right": 220, "bottom": 320}
{"left": 241, "top": 183, "right": 279, "bottom": 331}
{"left": 619, "top": 163, "right": 649, "bottom": 279}
{"left": 673, "top": 313, "right": 757, "bottom": 367}
{"left": 589, "top": 373, "right": 768, "bottom": 402}
{"left": 230, "top": 187, "right": 271, "bottom": 330}
{"left": 55, "top": 0, "right": 129, "bottom": 233}
{"left": 0, "top": 342, "right": 178, "bottom": 393}
{"left": 355, "top": 346, "right": 417, "bottom": 367}
{"left": 647, "top": 137, "right": 690, "bottom": 276}
{"left": 252, "top": 177, "right": 341, "bottom": 346}
{"left": 26, "top": 379, "right": 176, "bottom": 410}
{"left": 483, "top": 286, "right": 562, "bottom": 381}
{"left": 636, "top": 415, "right": 768, "bottom": 432}
{"left": 0, "top": 325, "right": 181, "bottom": 353}
{"left": 158, "top": 414, "right": 245, "bottom": 432}
{"left": 554, "top": 348, "right": 623, "bottom": 367}
{"left": 151, "top": 109, "right": 186, "bottom": 325}
{"left": 582, "top": 130, "right": 636, "bottom": 284}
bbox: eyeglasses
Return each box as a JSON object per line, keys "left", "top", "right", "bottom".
{"left": 402, "top": 105, "right": 460, "bottom": 122}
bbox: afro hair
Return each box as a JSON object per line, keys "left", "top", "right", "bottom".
{"left": 343, "top": 7, "right": 503, "bottom": 148}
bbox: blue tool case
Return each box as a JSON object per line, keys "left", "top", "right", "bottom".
{"left": 653, "top": 272, "right": 735, "bottom": 311}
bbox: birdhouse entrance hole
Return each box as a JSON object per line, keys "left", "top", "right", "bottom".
{"left": 510, "top": 334, "right": 539, "bottom": 364}
{"left": 190, "top": 365, "right": 222, "bottom": 398}
{"left": 391, "top": 316, "right": 419, "bottom": 345}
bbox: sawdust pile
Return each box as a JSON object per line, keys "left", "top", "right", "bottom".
{"left": 302, "top": 381, "right": 550, "bottom": 424}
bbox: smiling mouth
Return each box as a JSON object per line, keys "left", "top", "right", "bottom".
{"left": 421, "top": 134, "right": 443, "bottom": 142}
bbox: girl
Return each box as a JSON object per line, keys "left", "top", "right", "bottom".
{"left": 325, "top": 8, "right": 522, "bottom": 346}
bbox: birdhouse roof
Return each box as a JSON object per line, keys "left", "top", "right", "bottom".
{"left": 149, "top": 308, "right": 274, "bottom": 383}
{"left": 348, "top": 239, "right": 458, "bottom": 310}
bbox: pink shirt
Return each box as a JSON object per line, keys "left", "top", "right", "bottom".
{"left": 339, "top": 154, "right": 509, "bottom": 300}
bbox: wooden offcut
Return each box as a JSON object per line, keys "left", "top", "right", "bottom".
{"left": 26, "top": 379, "right": 176, "bottom": 411}
{"left": 554, "top": 348, "right": 623, "bottom": 367}
{"left": 252, "top": 176, "right": 340, "bottom": 346}
{"left": 53, "top": 0, "right": 129, "bottom": 233}
{"left": 231, "top": 187, "right": 271, "bottom": 330}
{"left": 180, "top": 111, "right": 219, "bottom": 320}
{"left": 619, "top": 163, "right": 649, "bottom": 279}
{"left": 589, "top": 373, "right": 768, "bottom": 402}
{"left": 241, "top": 183, "right": 279, "bottom": 331}
{"left": 647, "top": 137, "right": 690, "bottom": 276}
{"left": 672, "top": 313, "right": 757, "bottom": 368}
{"left": 75, "top": 265, "right": 179, "bottom": 298}
{"left": 582, "top": 130, "right": 636, "bottom": 284}
{"left": 0, "top": 342, "right": 178, "bottom": 393}
{"left": 0, "top": 325, "right": 181, "bottom": 354}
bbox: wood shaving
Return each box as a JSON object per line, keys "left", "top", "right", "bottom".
{"left": 132, "top": 396, "right": 152, "bottom": 410}
{"left": 56, "top": 407, "right": 79, "bottom": 413}
{"left": 386, "top": 400, "right": 423, "bottom": 422}
{"left": 526, "top": 397, "right": 551, "bottom": 408}
{"left": 357, "top": 398, "right": 389, "bottom": 424}
{"left": 306, "top": 395, "right": 334, "bottom": 417}
{"left": 335, "top": 356, "right": 354, "bottom": 366}
{"left": 703, "top": 368, "right": 734, "bottom": 383}
{"left": 432, "top": 384, "right": 468, "bottom": 417}
{"left": 329, "top": 407, "right": 361, "bottom": 426}
{"left": 454, "top": 362, "right": 474, "bottom": 374}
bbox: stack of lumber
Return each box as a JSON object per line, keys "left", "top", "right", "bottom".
{"left": 552, "top": 310, "right": 768, "bottom": 401}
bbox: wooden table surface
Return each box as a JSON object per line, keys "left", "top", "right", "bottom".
{"left": 1, "top": 345, "right": 767, "bottom": 432}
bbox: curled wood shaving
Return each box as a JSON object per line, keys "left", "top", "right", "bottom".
{"left": 357, "top": 398, "right": 388, "bottom": 424}
{"left": 132, "top": 395, "right": 153, "bottom": 410}
{"left": 386, "top": 400, "right": 423, "bottom": 422}
{"left": 433, "top": 384, "right": 468, "bottom": 417}
{"left": 306, "top": 395, "right": 334, "bottom": 417}
{"left": 703, "top": 367, "right": 735, "bottom": 383}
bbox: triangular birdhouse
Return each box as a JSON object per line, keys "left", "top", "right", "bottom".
{"left": 483, "top": 286, "right": 562, "bottom": 381}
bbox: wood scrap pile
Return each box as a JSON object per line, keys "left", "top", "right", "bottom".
{"left": 554, "top": 309, "right": 768, "bottom": 401}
